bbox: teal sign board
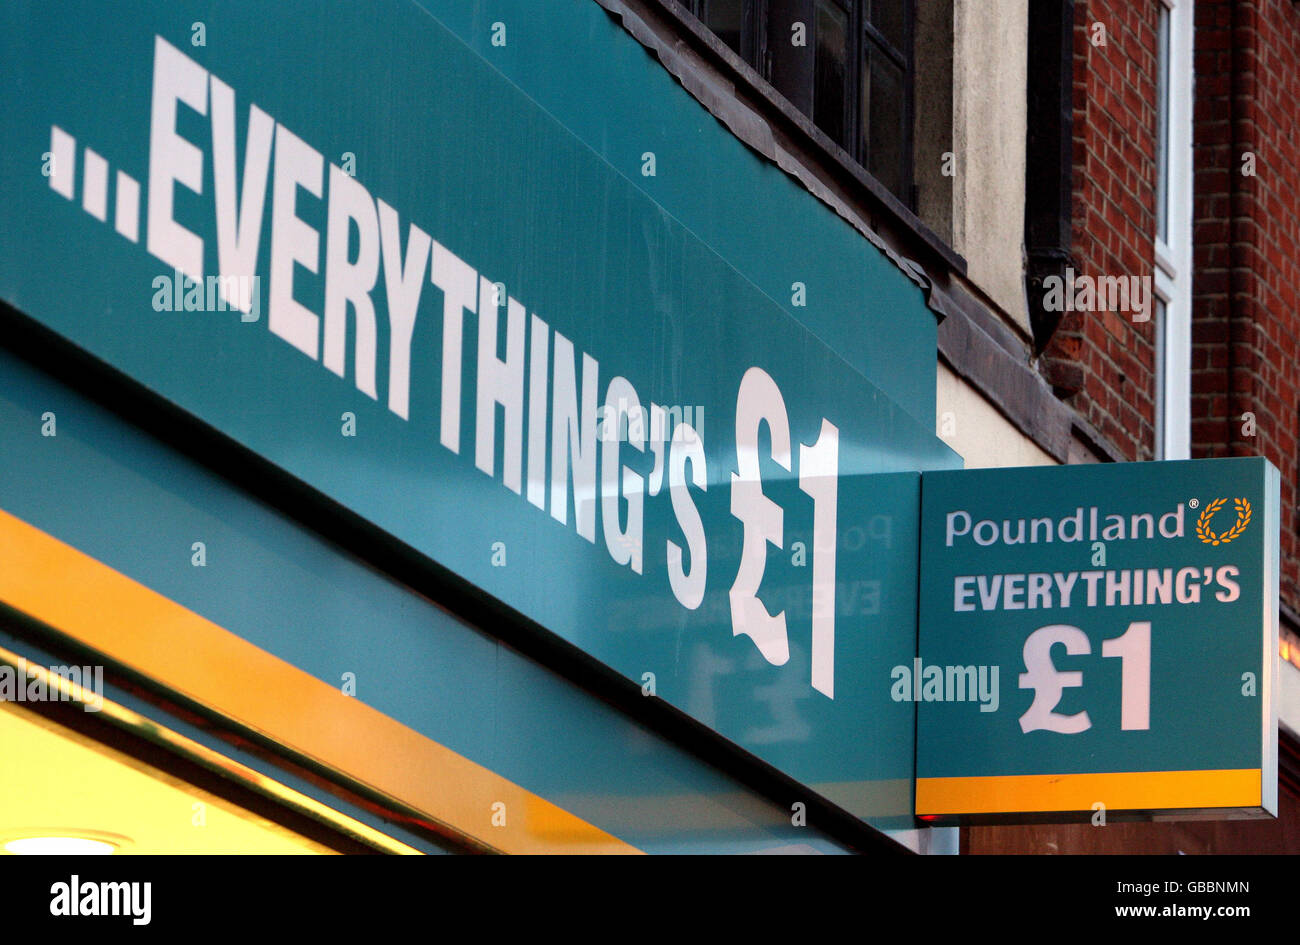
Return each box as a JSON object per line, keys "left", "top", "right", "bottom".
{"left": 0, "top": 346, "right": 853, "bottom": 854}
{"left": 916, "top": 458, "right": 1279, "bottom": 820}
{"left": 0, "top": 1, "right": 958, "bottom": 824}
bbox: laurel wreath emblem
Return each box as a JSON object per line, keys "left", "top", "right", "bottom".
{"left": 1195, "top": 497, "right": 1252, "bottom": 545}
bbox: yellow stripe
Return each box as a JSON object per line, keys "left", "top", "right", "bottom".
{"left": 0, "top": 507, "right": 639, "bottom": 854}
{"left": 0, "top": 644, "right": 423, "bottom": 854}
{"left": 917, "top": 768, "right": 1262, "bottom": 816}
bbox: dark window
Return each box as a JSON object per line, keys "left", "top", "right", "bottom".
{"left": 813, "top": 2, "right": 850, "bottom": 146}
{"left": 685, "top": 0, "right": 915, "bottom": 206}
{"left": 701, "top": 0, "right": 747, "bottom": 58}
{"left": 862, "top": 36, "right": 906, "bottom": 196}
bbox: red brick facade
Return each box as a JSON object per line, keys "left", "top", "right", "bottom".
{"left": 966, "top": 755, "right": 1300, "bottom": 852}
{"left": 975, "top": 0, "right": 1300, "bottom": 855}
{"left": 1041, "top": 1, "right": 1161, "bottom": 462}
{"left": 1191, "top": 0, "right": 1300, "bottom": 621}
{"left": 1040, "top": 0, "right": 1300, "bottom": 629}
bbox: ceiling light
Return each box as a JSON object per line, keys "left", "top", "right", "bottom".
{"left": 4, "top": 836, "right": 116, "bottom": 855}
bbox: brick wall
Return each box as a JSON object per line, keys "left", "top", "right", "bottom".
{"left": 1040, "top": 0, "right": 1160, "bottom": 462}
{"left": 970, "top": 0, "right": 1300, "bottom": 858}
{"left": 1192, "top": 0, "right": 1300, "bottom": 618}
{"left": 1038, "top": 0, "right": 1300, "bottom": 615}
{"left": 965, "top": 773, "right": 1300, "bottom": 853}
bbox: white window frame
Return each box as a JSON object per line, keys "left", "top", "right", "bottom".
{"left": 1155, "top": 0, "right": 1194, "bottom": 460}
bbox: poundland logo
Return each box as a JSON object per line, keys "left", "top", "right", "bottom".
{"left": 945, "top": 503, "right": 1187, "bottom": 548}
{"left": 50, "top": 875, "right": 151, "bottom": 925}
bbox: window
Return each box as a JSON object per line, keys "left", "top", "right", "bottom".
{"left": 699, "top": 0, "right": 750, "bottom": 59}
{"left": 1154, "top": 295, "right": 1169, "bottom": 457}
{"left": 813, "top": 1, "right": 849, "bottom": 147}
{"left": 859, "top": 0, "right": 911, "bottom": 198}
{"left": 685, "top": 1, "right": 915, "bottom": 206}
{"left": 1154, "top": 0, "right": 1192, "bottom": 460}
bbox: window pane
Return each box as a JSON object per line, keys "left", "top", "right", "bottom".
{"left": 861, "top": 43, "right": 905, "bottom": 198}
{"left": 1155, "top": 297, "right": 1167, "bottom": 459}
{"left": 866, "top": 0, "right": 907, "bottom": 54}
{"left": 813, "top": 1, "right": 849, "bottom": 148}
{"left": 1156, "top": 5, "right": 1170, "bottom": 243}
{"left": 703, "top": 0, "right": 744, "bottom": 56}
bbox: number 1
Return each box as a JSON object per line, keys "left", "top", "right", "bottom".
{"left": 799, "top": 419, "right": 839, "bottom": 698}
{"left": 1102, "top": 621, "right": 1150, "bottom": 730}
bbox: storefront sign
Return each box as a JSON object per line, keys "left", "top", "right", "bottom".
{"left": 916, "top": 458, "right": 1279, "bottom": 819}
{"left": 0, "top": 1, "right": 958, "bottom": 823}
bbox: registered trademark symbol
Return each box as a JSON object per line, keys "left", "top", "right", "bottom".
{"left": 1189, "top": 498, "right": 1199, "bottom": 509}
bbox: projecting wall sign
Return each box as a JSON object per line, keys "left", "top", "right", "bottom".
{"left": 0, "top": 0, "right": 960, "bottom": 825}
{"left": 916, "top": 457, "right": 1280, "bottom": 821}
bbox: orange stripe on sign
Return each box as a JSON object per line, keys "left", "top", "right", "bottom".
{"left": 0, "top": 507, "right": 640, "bottom": 854}
{"left": 916, "top": 768, "right": 1262, "bottom": 816}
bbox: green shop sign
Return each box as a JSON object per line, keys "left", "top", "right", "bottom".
{"left": 916, "top": 457, "right": 1280, "bottom": 820}
{"left": 0, "top": 0, "right": 959, "bottom": 825}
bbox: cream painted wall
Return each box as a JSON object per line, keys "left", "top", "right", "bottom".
{"left": 936, "top": 362, "right": 1055, "bottom": 469}
{"left": 952, "top": 0, "right": 1030, "bottom": 331}
{"left": 1280, "top": 660, "right": 1300, "bottom": 741}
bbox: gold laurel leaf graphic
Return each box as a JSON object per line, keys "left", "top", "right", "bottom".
{"left": 1196, "top": 496, "right": 1250, "bottom": 545}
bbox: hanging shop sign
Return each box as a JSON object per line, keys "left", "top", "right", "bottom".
{"left": 0, "top": 0, "right": 960, "bottom": 824}
{"left": 915, "top": 457, "right": 1279, "bottom": 820}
